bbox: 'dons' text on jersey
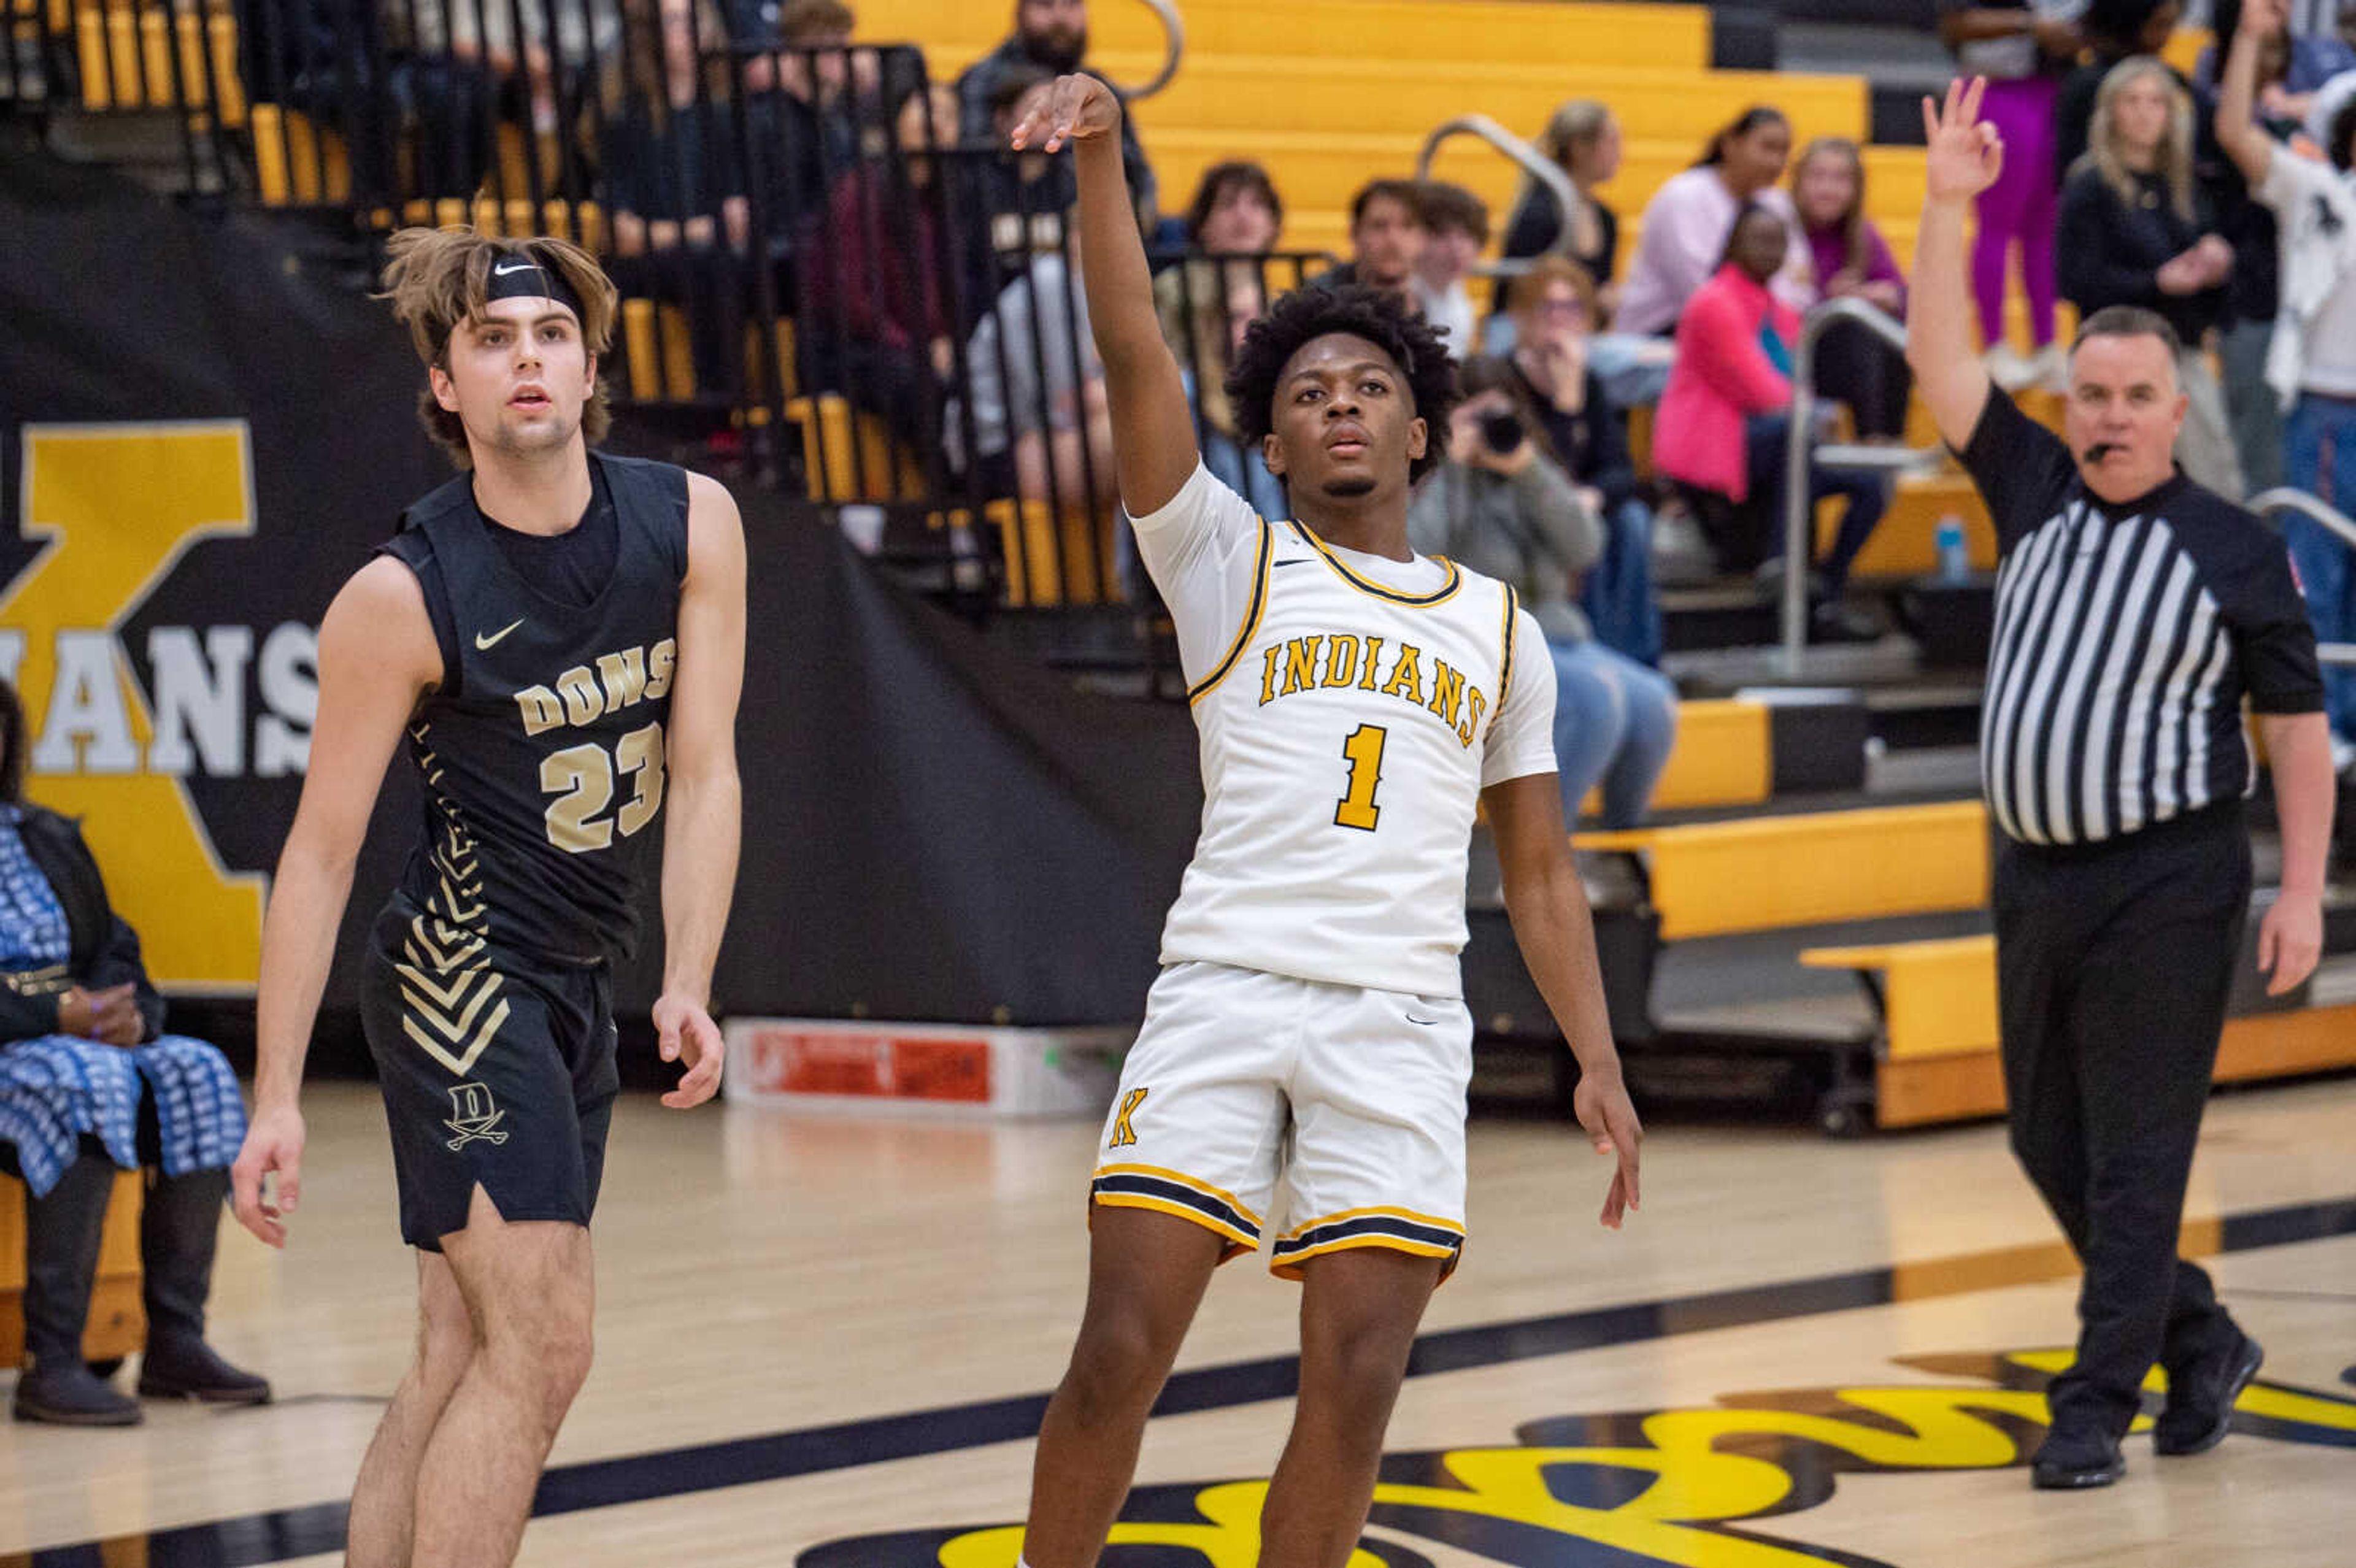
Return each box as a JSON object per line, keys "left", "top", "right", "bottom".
{"left": 380, "top": 455, "right": 690, "bottom": 964}
{"left": 1166, "top": 514, "right": 1529, "bottom": 999}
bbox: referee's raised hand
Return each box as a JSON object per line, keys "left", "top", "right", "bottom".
{"left": 1922, "top": 76, "right": 2003, "bottom": 203}
{"left": 1008, "top": 72, "right": 1122, "bottom": 154}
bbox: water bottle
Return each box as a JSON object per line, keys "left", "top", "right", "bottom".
{"left": 1935, "top": 517, "right": 1970, "bottom": 583}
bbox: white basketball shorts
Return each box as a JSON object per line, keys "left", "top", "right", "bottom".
{"left": 1089, "top": 959, "right": 1472, "bottom": 1281}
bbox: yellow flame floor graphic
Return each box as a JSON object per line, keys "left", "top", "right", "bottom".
{"left": 797, "top": 1350, "right": 2356, "bottom": 1567}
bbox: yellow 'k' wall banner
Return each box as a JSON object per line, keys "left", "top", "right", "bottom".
{"left": 5, "top": 422, "right": 298, "bottom": 991}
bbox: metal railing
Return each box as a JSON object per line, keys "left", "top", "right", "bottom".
{"left": 1103, "top": 0, "right": 1183, "bottom": 101}
{"left": 0, "top": 0, "right": 1319, "bottom": 619}
{"left": 1779, "top": 296, "right": 1944, "bottom": 667}
{"left": 2250, "top": 488, "right": 2356, "bottom": 667}
{"left": 1414, "top": 113, "right": 1579, "bottom": 278}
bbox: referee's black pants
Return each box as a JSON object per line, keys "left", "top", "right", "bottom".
{"left": 1992, "top": 801, "right": 2250, "bottom": 1439}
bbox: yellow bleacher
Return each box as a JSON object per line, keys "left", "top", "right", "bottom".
{"left": 853, "top": 0, "right": 1712, "bottom": 72}
{"left": 1578, "top": 799, "right": 1991, "bottom": 941}
{"left": 1803, "top": 934, "right": 2356, "bottom": 1128}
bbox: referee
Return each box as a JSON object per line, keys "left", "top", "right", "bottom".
{"left": 1909, "top": 80, "right": 2336, "bottom": 1491}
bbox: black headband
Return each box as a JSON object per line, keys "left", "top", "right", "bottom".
{"left": 483, "top": 252, "right": 583, "bottom": 318}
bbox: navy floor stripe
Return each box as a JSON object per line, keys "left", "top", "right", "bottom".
{"left": 12, "top": 1193, "right": 2355, "bottom": 1567}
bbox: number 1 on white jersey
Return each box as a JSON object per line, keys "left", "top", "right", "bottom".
{"left": 1334, "top": 724, "right": 1388, "bottom": 831}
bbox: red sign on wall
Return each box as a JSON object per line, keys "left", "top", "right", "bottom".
{"left": 742, "top": 1029, "right": 994, "bottom": 1103}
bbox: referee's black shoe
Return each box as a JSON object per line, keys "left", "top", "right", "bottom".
{"left": 2154, "top": 1332, "right": 2263, "bottom": 1457}
{"left": 2030, "top": 1423, "right": 2125, "bottom": 1489}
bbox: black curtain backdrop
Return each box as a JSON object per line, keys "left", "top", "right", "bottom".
{"left": 2, "top": 133, "right": 1199, "bottom": 1047}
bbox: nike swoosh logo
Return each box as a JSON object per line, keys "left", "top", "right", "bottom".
{"left": 474, "top": 618, "right": 525, "bottom": 650}
{"left": 1406, "top": 1015, "right": 1441, "bottom": 1026}
{"left": 1272, "top": 558, "right": 1314, "bottom": 569}
{"left": 491, "top": 259, "right": 536, "bottom": 277}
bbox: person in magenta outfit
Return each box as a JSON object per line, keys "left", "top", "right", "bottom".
{"left": 1939, "top": 0, "right": 2084, "bottom": 390}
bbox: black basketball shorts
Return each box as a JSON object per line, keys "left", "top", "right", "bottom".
{"left": 361, "top": 902, "right": 620, "bottom": 1251}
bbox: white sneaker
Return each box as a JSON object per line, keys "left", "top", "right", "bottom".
{"left": 1985, "top": 343, "right": 2038, "bottom": 392}
{"left": 2031, "top": 341, "right": 2071, "bottom": 393}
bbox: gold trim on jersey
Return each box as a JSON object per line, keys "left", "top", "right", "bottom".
{"left": 1090, "top": 1162, "right": 1263, "bottom": 1252}
{"left": 1090, "top": 1161, "right": 1266, "bottom": 1229}
{"left": 1094, "top": 1192, "right": 1261, "bottom": 1253}
{"left": 1292, "top": 521, "right": 1463, "bottom": 607}
{"left": 1187, "top": 517, "right": 1276, "bottom": 705}
{"left": 1497, "top": 584, "right": 1520, "bottom": 712}
{"left": 1268, "top": 1204, "right": 1467, "bottom": 1280}
{"left": 401, "top": 721, "right": 506, "bottom": 1076}
{"left": 1276, "top": 1204, "right": 1466, "bottom": 1241}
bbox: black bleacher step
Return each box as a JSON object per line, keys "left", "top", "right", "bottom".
{"left": 1638, "top": 777, "right": 1979, "bottom": 829}
{"left": 1864, "top": 681, "right": 1984, "bottom": 750}
{"left": 1660, "top": 581, "right": 1782, "bottom": 654}
{"left": 979, "top": 604, "right": 1159, "bottom": 672}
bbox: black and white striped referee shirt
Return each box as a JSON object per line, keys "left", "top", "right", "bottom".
{"left": 1961, "top": 392, "right": 2323, "bottom": 847}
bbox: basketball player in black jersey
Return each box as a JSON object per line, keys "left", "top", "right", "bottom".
{"left": 228, "top": 228, "right": 745, "bottom": 1568}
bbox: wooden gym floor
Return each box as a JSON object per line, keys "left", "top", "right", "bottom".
{"left": 4, "top": 1077, "right": 2353, "bottom": 1566}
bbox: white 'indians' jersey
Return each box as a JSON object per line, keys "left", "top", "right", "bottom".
{"left": 1134, "top": 464, "right": 1558, "bottom": 999}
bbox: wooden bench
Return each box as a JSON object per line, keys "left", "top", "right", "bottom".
{"left": 1802, "top": 936, "right": 2356, "bottom": 1129}
{"left": 0, "top": 1170, "right": 145, "bottom": 1366}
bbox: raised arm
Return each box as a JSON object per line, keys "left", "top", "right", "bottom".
{"left": 653, "top": 472, "right": 747, "bottom": 1111}
{"left": 231, "top": 557, "right": 440, "bottom": 1247}
{"left": 1908, "top": 77, "right": 2003, "bottom": 450}
{"left": 1011, "top": 74, "right": 1199, "bottom": 515}
{"left": 2217, "top": 0, "right": 2285, "bottom": 189}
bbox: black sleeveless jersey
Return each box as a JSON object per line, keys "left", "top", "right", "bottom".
{"left": 377, "top": 453, "right": 690, "bottom": 964}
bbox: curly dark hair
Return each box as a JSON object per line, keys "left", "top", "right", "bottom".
{"left": 1224, "top": 283, "right": 1461, "bottom": 485}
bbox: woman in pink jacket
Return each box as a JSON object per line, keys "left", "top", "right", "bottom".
{"left": 1656, "top": 204, "right": 1890, "bottom": 639}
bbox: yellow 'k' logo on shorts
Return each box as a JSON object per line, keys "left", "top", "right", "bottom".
{"left": 1109, "top": 1088, "right": 1147, "bottom": 1148}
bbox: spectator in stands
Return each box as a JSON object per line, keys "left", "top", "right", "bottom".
{"left": 1506, "top": 256, "right": 1663, "bottom": 666}
{"left": 962, "top": 230, "right": 1116, "bottom": 521}
{"left": 799, "top": 83, "right": 963, "bottom": 459}
{"left": 1938, "top": 1, "right": 2081, "bottom": 390}
{"left": 2217, "top": 0, "right": 2356, "bottom": 759}
{"left": 1154, "top": 162, "right": 1288, "bottom": 518}
{"left": 968, "top": 68, "right": 1082, "bottom": 286}
{"left": 2058, "top": 56, "right": 2248, "bottom": 496}
{"left": 2057, "top": 1, "right": 2189, "bottom": 175}
{"left": 744, "top": 0, "right": 879, "bottom": 239}
{"left": 956, "top": 0, "right": 1157, "bottom": 228}
{"left": 0, "top": 679, "right": 265, "bottom": 1426}
{"left": 2061, "top": 2, "right": 2291, "bottom": 496}
{"left": 401, "top": 0, "right": 620, "bottom": 136}
{"left": 1617, "top": 106, "right": 1811, "bottom": 337}
{"left": 1500, "top": 100, "right": 1623, "bottom": 321}
{"left": 2199, "top": 0, "right": 2356, "bottom": 110}
{"left": 1790, "top": 137, "right": 1914, "bottom": 441}
{"left": 2192, "top": 0, "right": 2303, "bottom": 496}
{"left": 1319, "top": 179, "right": 1429, "bottom": 310}
{"left": 1654, "top": 204, "right": 1889, "bottom": 640}
{"left": 1409, "top": 357, "right": 1676, "bottom": 833}
{"left": 601, "top": 0, "right": 749, "bottom": 399}
{"left": 1412, "top": 182, "right": 1489, "bottom": 358}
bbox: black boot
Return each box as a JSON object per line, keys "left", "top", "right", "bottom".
{"left": 133, "top": 1168, "right": 269, "bottom": 1405}
{"left": 12, "top": 1155, "right": 140, "bottom": 1426}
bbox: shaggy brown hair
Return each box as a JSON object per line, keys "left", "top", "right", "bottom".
{"left": 378, "top": 227, "right": 620, "bottom": 470}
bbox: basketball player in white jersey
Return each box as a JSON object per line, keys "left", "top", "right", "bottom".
{"left": 1006, "top": 75, "right": 1643, "bottom": 1567}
